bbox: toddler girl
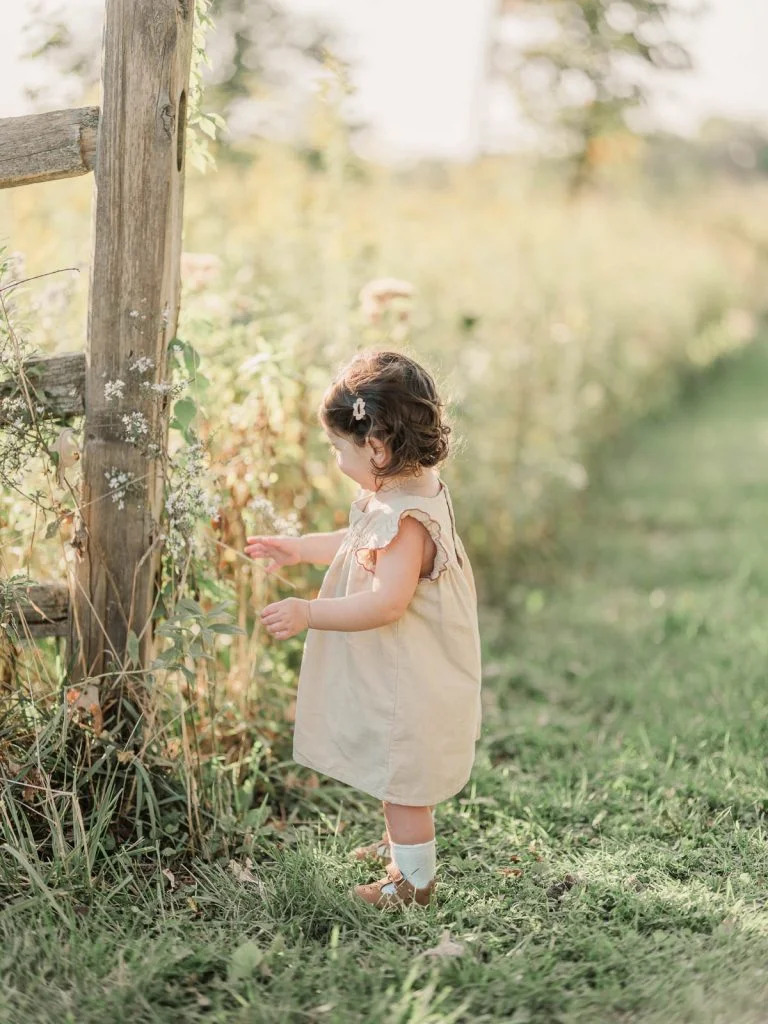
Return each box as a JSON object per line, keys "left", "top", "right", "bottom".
{"left": 245, "top": 350, "right": 481, "bottom": 909}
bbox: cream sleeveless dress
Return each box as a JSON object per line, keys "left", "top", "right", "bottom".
{"left": 293, "top": 482, "right": 482, "bottom": 806}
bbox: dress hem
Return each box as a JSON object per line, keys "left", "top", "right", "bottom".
{"left": 292, "top": 748, "right": 470, "bottom": 807}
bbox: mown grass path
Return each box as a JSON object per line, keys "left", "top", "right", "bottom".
{"left": 3, "top": 346, "right": 768, "bottom": 1023}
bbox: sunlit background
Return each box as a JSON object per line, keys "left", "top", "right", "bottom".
{"left": 2, "top": 5, "right": 768, "bottom": 1016}
{"left": 3, "top": 1, "right": 768, "bottom": 155}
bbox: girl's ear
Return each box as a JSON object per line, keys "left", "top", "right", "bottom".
{"left": 368, "top": 437, "right": 387, "bottom": 467}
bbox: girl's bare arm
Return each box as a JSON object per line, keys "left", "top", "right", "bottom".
{"left": 245, "top": 529, "right": 347, "bottom": 570}
{"left": 299, "top": 529, "right": 348, "bottom": 566}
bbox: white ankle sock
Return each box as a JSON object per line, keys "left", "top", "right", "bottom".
{"left": 390, "top": 840, "right": 437, "bottom": 890}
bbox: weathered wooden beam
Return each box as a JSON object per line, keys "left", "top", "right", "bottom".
{"left": 72, "top": 0, "right": 194, "bottom": 687}
{"left": 3, "top": 584, "right": 70, "bottom": 638}
{"left": 0, "top": 353, "right": 85, "bottom": 421}
{"left": 0, "top": 107, "right": 99, "bottom": 190}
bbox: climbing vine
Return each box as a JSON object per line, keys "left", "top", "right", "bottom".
{"left": 187, "top": 0, "right": 226, "bottom": 171}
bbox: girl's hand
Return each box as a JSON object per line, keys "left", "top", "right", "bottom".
{"left": 261, "top": 598, "right": 310, "bottom": 640}
{"left": 244, "top": 535, "right": 302, "bottom": 573}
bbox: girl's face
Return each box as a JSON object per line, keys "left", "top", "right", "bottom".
{"left": 326, "top": 430, "right": 386, "bottom": 490}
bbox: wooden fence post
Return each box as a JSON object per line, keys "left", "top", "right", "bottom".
{"left": 71, "top": 0, "right": 194, "bottom": 708}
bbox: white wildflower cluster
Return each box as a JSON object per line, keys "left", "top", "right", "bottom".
{"left": 122, "top": 411, "right": 150, "bottom": 444}
{"left": 130, "top": 356, "right": 155, "bottom": 375}
{"left": 248, "top": 495, "right": 300, "bottom": 537}
{"left": 104, "top": 378, "right": 126, "bottom": 402}
{"left": 0, "top": 394, "right": 28, "bottom": 431}
{"left": 164, "top": 441, "right": 218, "bottom": 559}
{"left": 140, "top": 378, "right": 189, "bottom": 400}
{"left": 104, "top": 467, "right": 134, "bottom": 511}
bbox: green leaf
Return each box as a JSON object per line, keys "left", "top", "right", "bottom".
{"left": 175, "top": 597, "right": 204, "bottom": 618}
{"left": 208, "top": 622, "right": 246, "bottom": 636}
{"left": 182, "top": 345, "right": 202, "bottom": 376}
{"left": 152, "top": 648, "right": 179, "bottom": 668}
{"left": 126, "top": 630, "right": 140, "bottom": 666}
{"left": 171, "top": 398, "right": 197, "bottom": 434}
{"left": 198, "top": 116, "right": 217, "bottom": 139}
{"left": 228, "top": 940, "right": 263, "bottom": 984}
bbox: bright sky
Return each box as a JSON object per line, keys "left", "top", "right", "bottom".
{"left": 2, "top": 0, "right": 767, "bottom": 159}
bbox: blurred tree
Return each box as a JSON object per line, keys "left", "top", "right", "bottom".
{"left": 495, "top": 0, "right": 695, "bottom": 192}
{"left": 205, "top": 0, "right": 330, "bottom": 105}
{"left": 23, "top": 0, "right": 331, "bottom": 138}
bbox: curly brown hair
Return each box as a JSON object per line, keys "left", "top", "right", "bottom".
{"left": 320, "top": 350, "right": 451, "bottom": 480}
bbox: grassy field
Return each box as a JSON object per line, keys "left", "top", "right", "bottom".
{"left": 3, "top": 335, "right": 767, "bottom": 1022}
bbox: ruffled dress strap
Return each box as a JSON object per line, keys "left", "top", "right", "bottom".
{"left": 353, "top": 504, "right": 451, "bottom": 581}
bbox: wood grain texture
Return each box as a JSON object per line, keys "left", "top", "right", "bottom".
{"left": 71, "top": 0, "right": 194, "bottom": 683}
{"left": 0, "top": 353, "right": 85, "bottom": 420}
{"left": 5, "top": 585, "right": 70, "bottom": 638}
{"left": 0, "top": 107, "right": 99, "bottom": 189}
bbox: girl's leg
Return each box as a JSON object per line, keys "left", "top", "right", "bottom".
{"left": 382, "top": 802, "right": 437, "bottom": 892}
{"left": 385, "top": 805, "right": 433, "bottom": 843}
{"left": 351, "top": 806, "right": 436, "bottom": 866}
{"left": 383, "top": 802, "right": 434, "bottom": 845}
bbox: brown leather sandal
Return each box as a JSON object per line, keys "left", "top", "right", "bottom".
{"left": 352, "top": 871, "right": 435, "bottom": 909}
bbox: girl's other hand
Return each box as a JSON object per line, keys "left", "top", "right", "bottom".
{"left": 244, "top": 535, "right": 302, "bottom": 573}
{"left": 261, "top": 598, "right": 310, "bottom": 640}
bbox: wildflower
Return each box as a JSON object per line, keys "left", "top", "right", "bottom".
{"left": 248, "top": 496, "right": 300, "bottom": 537}
{"left": 104, "top": 467, "right": 134, "bottom": 510}
{"left": 359, "top": 277, "right": 414, "bottom": 324}
{"left": 104, "top": 379, "right": 126, "bottom": 402}
{"left": 141, "top": 379, "right": 189, "bottom": 399}
{"left": 130, "top": 356, "right": 155, "bottom": 375}
{"left": 165, "top": 441, "right": 218, "bottom": 558}
{"left": 0, "top": 396, "right": 25, "bottom": 417}
{"left": 122, "top": 411, "right": 150, "bottom": 444}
